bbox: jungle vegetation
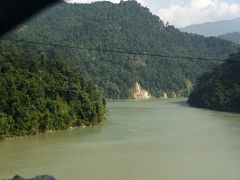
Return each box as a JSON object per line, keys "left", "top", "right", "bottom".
{"left": 188, "top": 51, "right": 240, "bottom": 113}
{"left": 0, "top": 43, "right": 106, "bottom": 137}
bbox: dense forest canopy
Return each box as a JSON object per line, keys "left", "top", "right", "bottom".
{"left": 188, "top": 51, "right": 240, "bottom": 113}
{"left": 0, "top": 43, "right": 106, "bottom": 138}
{"left": 3, "top": 1, "right": 239, "bottom": 98}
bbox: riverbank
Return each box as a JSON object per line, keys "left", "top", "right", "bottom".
{"left": 0, "top": 120, "right": 107, "bottom": 141}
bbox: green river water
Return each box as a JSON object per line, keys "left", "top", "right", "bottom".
{"left": 1, "top": 99, "right": 240, "bottom": 179}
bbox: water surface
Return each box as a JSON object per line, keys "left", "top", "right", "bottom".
{"left": 1, "top": 99, "right": 240, "bottom": 179}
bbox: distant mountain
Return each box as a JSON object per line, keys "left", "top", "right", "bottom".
{"left": 219, "top": 32, "right": 240, "bottom": 44}
{"left": 182, "top": 18, "right": 240, "bottom": 37}
{"left": 3, "top": 1, "right": 238, "bottom": 98}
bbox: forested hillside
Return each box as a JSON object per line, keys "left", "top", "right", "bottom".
{"left": 188, "top": 51, "right": 240, "bottom": 113}
{"left": 4, "top": 1, "right": 238, "bottom": 98}
{"left": 0, "top": 43, "right": 106, "bottom": 137}
{"left": 219, "top": 32, "right": 240, "bottom": 44}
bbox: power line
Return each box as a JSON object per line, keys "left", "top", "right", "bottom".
{"left": 1, "top": 38, "right": 240, "bottom": 63}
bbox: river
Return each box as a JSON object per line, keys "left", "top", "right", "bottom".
{"left": 1, "top": 99, "right": 240, "bottom": 179}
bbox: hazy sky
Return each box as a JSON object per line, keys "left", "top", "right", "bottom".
{"left": 65, "top": 0, "right": 240, "bottom": 28}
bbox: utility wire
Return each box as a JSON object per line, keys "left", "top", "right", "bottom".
{"left": 1, "top": 38, "right": 240, "bottom": 63}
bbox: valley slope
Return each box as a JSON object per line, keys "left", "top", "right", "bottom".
{"left": 219, "top": 32, "right": 240, "bottom": 44}
{"left": 3, "top": 1, "right": 238, "bottom": 99}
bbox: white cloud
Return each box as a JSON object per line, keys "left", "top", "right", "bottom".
{"left": 65, "top": 0, "right": 240, "bottom": 27}
{"left": 158, "top": 0, "right": 240, "bottom": 28}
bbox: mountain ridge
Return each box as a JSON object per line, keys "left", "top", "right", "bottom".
{"left": 3, "top": 1, "right": 239, "bottom": 98}
{"left": 181, "top": 17, "right": 240, "bottom": 37}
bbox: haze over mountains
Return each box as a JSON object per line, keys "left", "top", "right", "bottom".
{"left": 219, "top": 32, "right": 240, "bottom": 44}
{"left": 3, "top": 1, "right": 238, "bottom": 99}
{"left": 181, "top": 17, "right": 240, "bottom": 37}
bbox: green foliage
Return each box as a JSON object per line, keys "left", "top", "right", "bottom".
{"left": 188, "top": 51, "right": 240, "bottom": 113}
{"left": 4, "top": 1, "right": 238, "bottom": 98}
{"left": 0, "top": 43, "right": 106, "bottom": 138}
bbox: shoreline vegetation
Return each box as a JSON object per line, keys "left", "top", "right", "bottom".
{"left": 0, "top": 123, "right": 99, "bottom": 141}
{"left": 0, "top": 43, "right": 107, "bottom": 138}
{"left": 188, "top": 51, "right": 240, "bottom": 113}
